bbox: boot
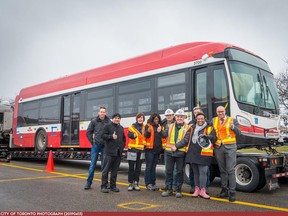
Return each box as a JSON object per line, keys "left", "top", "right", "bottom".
{"left": 161, "top": 185, "right": 173, "bottom": 197}
{"left": 133, "top": 181, "right": 141, "bottom": 191}
{"left": 200, "top": 188, "right": 210, "bottom": 199}
{"left": 192, "top": 186, "right": 200, "bottom": 198}
{"left": 128, "top": 183, "right": 133, "bottom": 191}
{"left": 229, "top": 192, "right": 236, "bottom": 202}
{"left": 216, "top": 188, "right": 228, "bottom": 198}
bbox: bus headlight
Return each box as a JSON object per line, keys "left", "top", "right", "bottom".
{"left": 236, "top": 116, "right": 251, "bottom": 127}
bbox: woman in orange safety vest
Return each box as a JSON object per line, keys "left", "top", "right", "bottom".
{"left": 127, "top": 112, "right": 146, "bottom": 191}
{"left": 144, "top": 113, "right": 166, "bottom": 191}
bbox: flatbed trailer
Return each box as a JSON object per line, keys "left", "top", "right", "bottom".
{"left": 1, "top": 143, "right": 288, "bottom": 193}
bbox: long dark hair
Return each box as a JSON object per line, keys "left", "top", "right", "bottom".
{"left": 147, "top": 113, "right": 162, "bottom": 126}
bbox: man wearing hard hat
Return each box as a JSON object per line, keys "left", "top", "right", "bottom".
{"left": 161, "top": 109, "right": 190, "bottom": 198}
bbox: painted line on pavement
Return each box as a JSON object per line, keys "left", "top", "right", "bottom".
{"left": 1, "top": 162, "right": 288, "bottom": 212}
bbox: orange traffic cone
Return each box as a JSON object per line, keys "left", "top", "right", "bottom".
{"left": 45, "top": 150, "right": 55, "bottom": 172}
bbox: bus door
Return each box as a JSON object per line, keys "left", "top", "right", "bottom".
{"left": 194, "top": 63, "right": 229, "bottom": 121}
{"left": 61, "top": 93, "right": 80, "bottom": 146}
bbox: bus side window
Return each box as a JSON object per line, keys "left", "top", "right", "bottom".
{"left": 118, "top": 80, "right": 151, "bottom": 116}
{"left": 157, "top": 72, "right": 187, "bottom": 112}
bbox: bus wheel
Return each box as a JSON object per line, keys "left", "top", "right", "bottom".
{"left": 35, "top": 130, "right": 47, "bottom": 151}
{"left": 235, "top": 157, "right": 260, "bottom": 192}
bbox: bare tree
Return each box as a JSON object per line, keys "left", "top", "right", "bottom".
{"left": 275, "top": 59, "right": 288, "bottom": 110}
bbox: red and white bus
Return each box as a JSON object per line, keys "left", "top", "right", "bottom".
{"left": 12, "top": 41, "right": 281, "bottom": 151}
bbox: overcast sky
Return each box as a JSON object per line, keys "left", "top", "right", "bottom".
{"left": 1, "top": 0, "right": 287, "bottom": 100}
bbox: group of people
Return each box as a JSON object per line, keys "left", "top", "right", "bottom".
{"left": 84, "top": 105, "right": 240, "bottom": 202}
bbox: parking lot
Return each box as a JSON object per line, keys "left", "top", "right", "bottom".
{"left": 0, "top": 159, "right": 288, "bottom": 213}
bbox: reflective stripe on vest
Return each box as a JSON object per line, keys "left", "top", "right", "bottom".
{"left": 145, "top": 124, "right": 155, "bottom": 149}
{"left": 200, "top": 126, "right": 214, "bottom": 156}
{"left": 128, "top": 125, "right": 146, "bottom": 150}
{"left": 213, "top": 117, "right": 236, "bottom": 145}
{"left": 166, "top": 123, "right": 189, "bottom": 152}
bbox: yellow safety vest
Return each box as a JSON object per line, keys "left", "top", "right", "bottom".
{"left": 128, "top": 124, "right": 146, "bottom": 150}
{"left": 166, "top": 123, "right": 189, "bottom": 152}
{"left": 213, "top": 116, "right": 236, "bottom": 146}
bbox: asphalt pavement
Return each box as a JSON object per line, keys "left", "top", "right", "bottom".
{"left": 0, "top": 159, "right": 287, "bottom": 213}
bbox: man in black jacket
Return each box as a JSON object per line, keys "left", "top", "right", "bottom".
{"left": 84, "top": 106, "right": 111, "bottom": 190}
{"left": 101, "top": 113, "right": 126, "bottom": 193}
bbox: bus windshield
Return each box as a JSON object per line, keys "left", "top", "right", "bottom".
{"left": 228, "top": 49, "right": 279, "bottom": 111}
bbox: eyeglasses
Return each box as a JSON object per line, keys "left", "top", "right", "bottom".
{"left": 217, "top": 111, "right": 225, "bottom": 113}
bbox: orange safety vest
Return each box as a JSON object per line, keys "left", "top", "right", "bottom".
{"left": 145, "top": 124, "right": 155, "bottom": 149}
{"left": 213, "top": 116, "right": 236, "bottom": 146}
{"left": 187, "top": 126, "right": 214, "bottom": 156}
{"left": 128, "top": 124, "right": 146, "bottom": 150}
{"left": 162, "top": 122, "right": 173, "bottom": 148}
{"left": 200, "top": 126, "right": 214, "bottom": 157}
{"left": 166, "top": 123, "right": 190, "bottom": 152}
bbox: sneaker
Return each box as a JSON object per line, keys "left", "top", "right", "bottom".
{"left": 84, "top": 184, "right": 91, "bottom": 190}
{"left": 128, "top": 183, "right": 133, "bottom": 191}
{"left": 101, "top": 188, "right": 109, "bottom": 193}
{"left": 146, "top": 184, "right": 154, "bottom": 190}
{"left": 133, "top": 181, "right": 141, "bottom": 191}
{"left": 161, "top": 189, "right": 173, "bottom": 197}
{"left": 151, "top": 184, "right": 159, "bottom": 191}
{"left": 110, "top": 187, "right": 120, "bottom": 192}
{"left": 175, "top": 191, "right": 182, "bottom": 198}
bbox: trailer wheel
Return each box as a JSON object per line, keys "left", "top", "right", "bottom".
{"left": 278, "top": 177, "right": 288, "bottom": 184}
{"left": 35, "top": 130, "right": 47, "bottom": 151}
{"left": 235, "top": 157, "right": 260, "bottom": 192}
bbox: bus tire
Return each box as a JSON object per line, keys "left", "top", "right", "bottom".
{"left": 235, "top": 157, "right": 260, "bottom": 192}
{"left": 278, "top": 177, "right": 288, "bottom": 184}
{"left": 35, "top": 129, "right": 47, "bottom": 151}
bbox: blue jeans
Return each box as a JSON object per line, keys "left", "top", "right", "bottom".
{"left": 144, "top": 152, "right": 159, "bottom": 186}
{"left": 86, "top": 144, "right": 105, "bottom": 186}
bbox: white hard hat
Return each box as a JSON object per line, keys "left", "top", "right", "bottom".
{"left": 164, "top": 108, "right": 174, "bottom": 116}
{"left": 174, "top": 109, "right": 186, "bottom": 116}
{"left": 197, "top": 134, "right": 212, "bottom": 150}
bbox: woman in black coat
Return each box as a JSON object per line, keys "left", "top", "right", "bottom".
{"left": 176, "top": 113, "right": 216, "bottom": 199}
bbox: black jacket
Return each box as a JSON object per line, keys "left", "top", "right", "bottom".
{"left": 144, "top": 120, "right": 166, "bottom": 154}
{"left": 176, "top": 122, "right": 216, "bottom": 165}
{"left": 102, "top": 122, "right": 126, "bottom": 156}
{"left": 86, "top": 116, "right": 111, "bottom": 146}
